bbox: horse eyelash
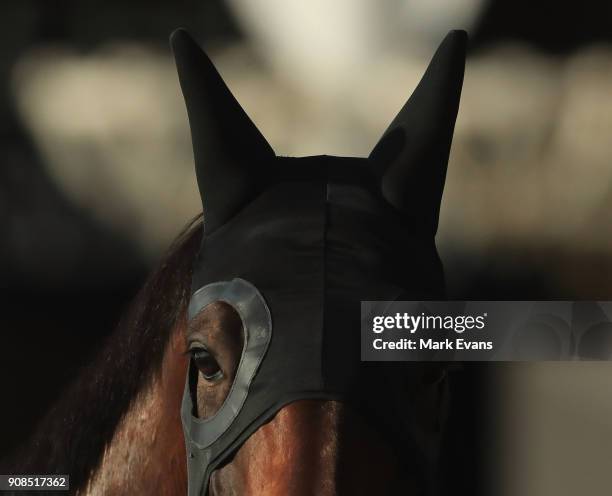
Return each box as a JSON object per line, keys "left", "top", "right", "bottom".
{"left": 182, "top": 345, "right": 208, "bottom": 356}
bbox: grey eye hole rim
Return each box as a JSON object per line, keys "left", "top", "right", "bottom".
{"left": 188, "top": 345, "right": 224, "bottom": 383}
{"left": 182, "top": 277, "right": 273, "bottom": 449}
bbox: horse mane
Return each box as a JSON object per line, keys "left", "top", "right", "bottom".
{"left": 1, "top": 216, "right": 203, "bottom": 492}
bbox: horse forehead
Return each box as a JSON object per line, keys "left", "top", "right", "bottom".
{"left": 242, "top": 154, "right": 385, "bottom": 232}
{"left": 241, "top": 182, "right": 391, "bottom": 248}
{"left": 211, "top": 155, "right": 415, "bottom": 269}
{"left": 195, "top": 154, "right": 425, "bottom": 289}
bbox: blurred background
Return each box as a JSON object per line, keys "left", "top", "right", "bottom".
{"left": 2, "top": 1, "right": 612, "bottom": 494}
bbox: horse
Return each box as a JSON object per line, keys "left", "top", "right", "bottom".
{"left": 2, "top": 27, "right": 467, "bottom": 495}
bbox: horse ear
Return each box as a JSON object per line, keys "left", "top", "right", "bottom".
{"left": 369, "top": 30, "right": 467, "bottom": 234}
{"left": 170, "top": 28, "right": 275, "bottom": 234}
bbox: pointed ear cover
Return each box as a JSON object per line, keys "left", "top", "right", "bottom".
{"left": 170, "top": 29, "right": 275, "bottom": 234}
{"left": 369, "top": 30, "right": 467, "bottom": 233}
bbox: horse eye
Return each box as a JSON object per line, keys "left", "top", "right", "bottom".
{"left": 191, "top": 348, "right": 223, "bottom": 382}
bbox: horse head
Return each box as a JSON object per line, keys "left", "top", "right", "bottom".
{"left": 171, "top": 27, "right": 466, "bottom": 496}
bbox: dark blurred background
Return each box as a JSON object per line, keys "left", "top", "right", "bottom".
{"left": 2, "top": 1, "right": 612, "bottom": 495}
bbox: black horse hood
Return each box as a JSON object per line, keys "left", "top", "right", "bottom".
{"left": 171, "top": 28, "right": 467, "bottom": 496}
